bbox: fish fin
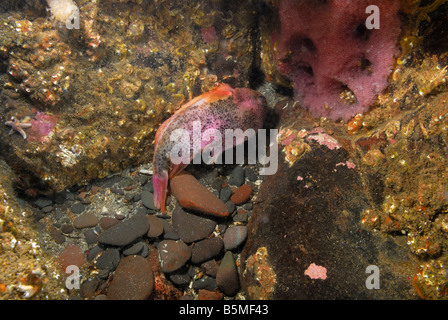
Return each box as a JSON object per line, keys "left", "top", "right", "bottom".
{"left": 153, "top": 170, "right": 169, "bottom": 213}
{"left": 169, "top": 162, "right": 188, "bottom": 179}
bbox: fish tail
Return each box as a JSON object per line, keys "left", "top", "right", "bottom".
{"left": 153, "top": 170, "right": 169, "bottom": 213}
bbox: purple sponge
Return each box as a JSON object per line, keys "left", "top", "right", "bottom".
{"left": 272, "top": 0, "right": 401, "bottom": 120}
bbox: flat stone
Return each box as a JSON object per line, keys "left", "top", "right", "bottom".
{"left": 99, "top": 217, "right": 120, "bottom": 230}
{"left": 123, "top": 242, "right": 145, "bottom": 256}
{"left": 71, "top": 203, "right": 86, "bottom": 214}
{"left": 98, "top": 213, "right": 149, "bottom": 247}
{"left": 96, "top": 248, "right": 120, "bottom": 271}
{"left": 158, "top": 240, "right": 191, "bottom": 273}
{"left": 191, "top": 237, "right": 224, "bottom": 264}
{"left": 228, "top": 166, "right": 245, "bottom": 186}
{"left": 73, "top": 212, "right": 99, "bottom": 229}
{"left": 172, "top": 206, "right": 217, "bottom": 244}
{"left": 35, "top": 198, "right": 53, "bottom": 209}
{"left": 107, "top": 255, "right": 154, "bottom": 300}
{"left": 58, "top": 245, "right": 84, "bottom": 275}
{"left": 230, "top": 184, "right": 252, "bottom": 205}
{"left": 141, "top": 190, "right": 156, "bottom": 210}
{"left": 216, "top": 251, "right": 240, "bottom": 296}
{"left": 219, "top": 186, "right": 232, "bottom": 202}
{"left": 223, "top": 226, "right": 247, "bottom": 251}
{"left": 170, "top": 173, "right": 229, "bottom": 218}
{"left": 147, "top": 215, "right": 164, "bottom": 238}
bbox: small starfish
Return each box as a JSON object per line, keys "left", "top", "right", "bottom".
{"left": 5, "top": 117, "right": 32, "bottom": 139}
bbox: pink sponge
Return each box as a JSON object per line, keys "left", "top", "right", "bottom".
{"left": 272, "top": 0, "right": 401, "bottom": 120}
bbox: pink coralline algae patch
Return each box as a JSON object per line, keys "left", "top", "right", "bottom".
{"left": 272, "top": 0, "right": 401, "bottom": 120}
{"left": 304, "top": 263, "right": 327, "bottom": 280}
{"left": 306, "top": 132, "right": 341, "bottom": 150}
{"left": 336, "top": 160, "right": 356, "bottom": 169}
{"left": 28, "top": 112, "right": 58, "bottom": 143}
{"left": 201, "top": 26, "right": 218, "bottom": 44}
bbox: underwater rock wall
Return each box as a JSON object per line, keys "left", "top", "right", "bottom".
{"left": 0, "top": 0, "right": 258, "bottom": 193}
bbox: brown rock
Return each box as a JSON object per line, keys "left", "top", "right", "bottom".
{"left": 99, "top": 217, "right": 120, "bottom": 230}
{"left": 170, "top": 173, "right": 229, "bottom": 217}
{"left": 73, "top": 212, "right": 99, "bottom": 229}
{"left": 107, "top": 255, "right": 153, "bottom": 300}
{"left": 146, "top": 215, "right": 164, "bottom": 238}
{"left": 58, "top": 245, "right": 84, "bottom": 275}
{"left": 230, "top": 184, "right": 252, "bottom": 205}
{"left": 198, "top": 289, "right": 224, "bottom": 300}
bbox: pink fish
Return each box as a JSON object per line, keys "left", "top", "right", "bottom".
{"left": 152, "top": 83, "right": 267, "bottom": 213}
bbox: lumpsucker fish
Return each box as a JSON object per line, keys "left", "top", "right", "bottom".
{"left": 152, "top": 83, "right": 267, "bottom": 213}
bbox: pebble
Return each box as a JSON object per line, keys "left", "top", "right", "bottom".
{"left": 107, "top": 255, "right": 154, "bottom": 300}
{"left": 225, "top": 200, "right": 236, "bottom": 214}
{"left": 123, "top": 241, "right": 149, "bottom": 257}
{"left": 58, "top": 245, "right": 85, "bottom": 275}
{"left": 146, "top": 215, "right": 164, "bottom": 238}
{"left": 84, "top": 229, "right": 99, "bottom": 244}
{"left": 192, "top": 277, "right": 216, "bottom": 291}
{"left": 169, "top": 273, "right": 191, "bottom": 287}
{"left": 80, "top": 278, "right": 100, "bottom": 299}
{"left": 228, "top": 166, "right": 245, "bottom": 186}
{"left": 49, "top": 226, "right": 65, "bottom": 244}
{"left": 170, "top": 173, "right": 229, "bottom": 218}
{"left": 201, "top": 260, "right": 219, "bottom": 277}
{"left": 87, "top": 246, "right": 103, "bottom": 261}
{"left": 96, "top": 248, "right": 120, "bottom": 271}
{"left": 219, "top": 186, "right": 232, "bottom": 202}
{"left": 41, "top": 205, "right": 53, "bottom": 213}
{"left": 233, "top": 210, "right": 248, "bottom": 223}
{"left": 244, "top": 167, "right": 258, "bottom": 182}
{"left": 60, "top": 223, "right": 74, "bottom": 234}
{"left": 216, "top": 251, "right": 240, "bottom": 296}
{"left": 98, "top": 213, "right": 149, "bottom": 247}
{"left": 73, "top": 212, "right": 99, "bottom": 229}
{"left": 141, "top": 190, "right": 157, "bottom": 210}
{"left": 230, "top": 184, "right": 252, "bottom": 205}
{"left": 35, "top": 198, "right": 53, "bottom": 209}
{"left": 158, "top": 240, "right": 191, "bottom": 273}
{"left": 71, "top": 203, "right": 86, "bottom": 214}
{"left": 172, "top": 206, "right": 217, "bottom": 244}
{"left": 198, "top": 289, "right": 223, "bottom": 300}
{"left": 99, "top": 217, "right": 120, "bottom": 230}
{"left": 191, "top": 237, "right": 224, "bottom": 264}
{"left": 223, "top": 226, "right": 248, "bottom": 251}
{"left": 164, "top": 231, "right": 180, "bottom": 240}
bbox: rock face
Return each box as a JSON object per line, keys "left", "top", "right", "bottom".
{"left": 0, "top": 0, "right": 258, "bottom": 193}
{"left": 241, "top": 115, "right": 417, "bottom": 299}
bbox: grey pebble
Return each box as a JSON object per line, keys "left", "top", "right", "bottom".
{"left": 96, "top": 248, "right": 120, "bottom": 272}
{"left": 98, "top": 213, "right": 149, "bottom": 247}
{"left": 169, "top": 273, "right": 191, "bottom": 287}
{"left": 87, "top": 246, "right": 104, "bottom": 261}
{"left": 244, "top": 167, "right": 258, "bottom": 182}
{"left": 219, "top": 187, "right": 232, "bottom": 202}
{"left": 71, "top": 203, "right": 86, "bottom": 214}
{"left": 35, "top": 198, "right": 53, "bottom": 209}
{"left": 141, "top": 190, "right": 156, "bottom": 210}
{"left": 192, "top": 278, "right": 216, "bottom": 291}
{"left": 84, "top": 229, "right": 99, "bottom": 245}
{"left": 223, "top": 225, "right": 247, "bottom": 251}
{"left": 228, "top": 166, "right": 245, "bottom": 186}
{"left": 225, "top": 200, "right": 236, "bottom": 214}
{"left": 164, "top": 231, "right": 180, "bottom": 240}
